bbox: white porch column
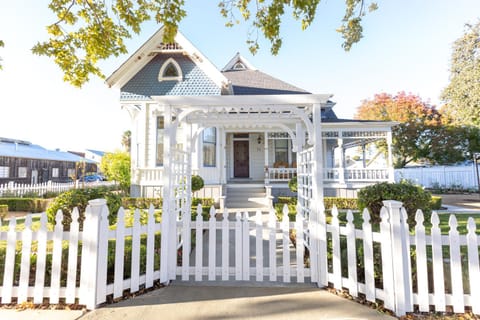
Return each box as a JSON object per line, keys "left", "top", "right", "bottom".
{"left": 264, "top": 131, "right": 269, "bottom": 181}
{"left": 387, "top": 131, "right": 395, "bottom": 182}
{"left": 337, "top": 137, "right": 345, "bottom": 184}
{"left": 362, "top": 142, "right": 367, "bottom": 168}
{"left": 219, "top": 127, "right": 227, "bottom": 184}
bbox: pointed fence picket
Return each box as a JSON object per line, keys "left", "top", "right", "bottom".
{"left": 0, "top": 198, "right": 479, "bottom": 318}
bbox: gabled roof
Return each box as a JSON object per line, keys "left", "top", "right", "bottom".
{"left": 221, "top": 53, "right": 309, "bottom": 95}
{"left": 86, "top": 149, "right": 105, "bottom": 157}
{"left": 0, "top": 138, "right": 94, "bottom": 163}
{"left": 106, "top": 27, "right": 229, "bottom": 90}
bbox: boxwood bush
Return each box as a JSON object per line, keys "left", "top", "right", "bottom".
{"left": 358, "top": 181, "right": 432, "bottom": 227}
{"left": 0, "top": 204, "right": 7, "bottom": 221}
{"left": 46, "top": 187, "right": 122, "bottom": 230}
{"left": 0, "top": 198, "right": 50, "bottom": 212}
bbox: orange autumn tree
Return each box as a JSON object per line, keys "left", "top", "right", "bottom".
{"left": 355, "top": 92, "right": 442, "bottom": 168}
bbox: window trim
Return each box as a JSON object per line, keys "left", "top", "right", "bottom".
{"left": 52, "top": 167, "right": 59, "bottom": 178}
{"left": 158, "top": 57, "right": 183, "bottom": 82}
{"left": 18, "top": 167, "right": 27, "bottom": 178}
{"left": 202, "top": 127, "right": 216, "bottom": 167}
{"left": 0, "top": 166, "right": 9, "bottom": 178}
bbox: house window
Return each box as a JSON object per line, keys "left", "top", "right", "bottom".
{"left": 156, "top": 116, "right": 164, "bottom": 166}
{"left": 233, "top": 62, "right": 246, "bottom": 70}
{"left": 274, "top": 139, "right": 288, "bottom": 164}
{"left": 52, "top": 168, "right": 59, "bottom": 178}
{"left": 0, "top": 166, "right": 9, "bottom": 178}
{"left": 18, "top": 167, "right": 27, "bottom": 178}
{"left": 67, "top": 168, "right": 75, "bottom": 178}
{"left": 203, "top": 127, "right": 216, "bottom": 167}
{"left": 158, "top": 58, "right": 182, "bottom": 82}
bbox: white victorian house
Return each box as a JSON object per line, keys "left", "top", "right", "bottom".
{"left": 107, "top": 27, "right": 395, "bottom": 208}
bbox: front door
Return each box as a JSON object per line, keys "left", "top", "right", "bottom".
{"left": 234, "top": 140, "right": 249, "bottom": 177}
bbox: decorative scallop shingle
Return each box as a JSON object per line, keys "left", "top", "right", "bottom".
{"left": 120, "top": 54, "right": 221, "bottom": 100}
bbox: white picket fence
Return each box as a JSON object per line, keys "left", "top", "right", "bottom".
{"left": 395, "top": 164, "right": 479, "bottom": 189}
{"left": 0, "top": 199, "right": 479, "bottom": 316}
{"left": 176, "top": 205, "right": 309, "bottom": 283}
{"left": 0, "top": 180, "right": 115, "bottom": 197}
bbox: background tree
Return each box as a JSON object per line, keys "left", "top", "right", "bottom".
{"left": 0, "top": 40, "right": 4, "bottom": 70}
{"left": 100, "top": 151, "right": 131, "bottom": 194}
{"left": 441, "top": 21, "right": 480, "bottom": 127}
{"left": 355, "top": 92, "right": 442, "bottom": 168}
{"left": 121, "top": 130, "right": 131, "bottom": 153}
{"left": 9, "top": 0, "right": 378, "bottom": 87}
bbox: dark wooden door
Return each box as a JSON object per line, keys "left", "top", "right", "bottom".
{"left": 234, "top": 141, "right": 249, "bottom": 178}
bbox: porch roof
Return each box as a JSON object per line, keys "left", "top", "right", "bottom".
{"left": 151, "top": 93, "right": 332, "bottom": 107}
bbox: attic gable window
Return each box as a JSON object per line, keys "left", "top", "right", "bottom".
{"left": 233, "top": 62, "right": 246, "bottom": 70}
{"left": 158, "top": 58, "right": 182, "bottom": 82}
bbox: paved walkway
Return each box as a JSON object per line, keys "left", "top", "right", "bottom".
{"left": 79, "top": 284, "right": 395, "bottom": 320}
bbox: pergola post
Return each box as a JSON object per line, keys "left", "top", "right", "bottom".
{"left": 160, "top": 105, "right": 172, "bottom": 283}
{"left": 311, "top": 103, "right": 327, "bottom": 286}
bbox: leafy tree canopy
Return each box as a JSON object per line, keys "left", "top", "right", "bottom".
{"left": 356, "top": 92, "right": 480, "bottom": 167}
{"left": 355, "top": 92, "right": 442, "bottom": 168}
{"left": 100, "top": 151, "right": 131, "bottom": 194}
{"left": 1, "top": 0, "right": 377, "bottom": 87}
{"left": 441, "top": 21, "right": 480, "bottom": 127}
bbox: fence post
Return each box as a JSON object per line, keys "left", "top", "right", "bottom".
{"left": 79, "top": 198, "right": 109, "bottom": 310}
{"left": 382, "top": 200, "right": 413, "bottom": 316}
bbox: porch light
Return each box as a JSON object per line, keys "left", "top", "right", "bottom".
{"left": 257, "top": 135, "right": 262, "bottom": 144}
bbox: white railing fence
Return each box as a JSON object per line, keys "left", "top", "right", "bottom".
{"left": 0, "top": 180, "right": 115, "bottom": 197}
{"left": 0, "top": 199, "right": 479, "bottom": 316}
{"left": 395, "top": 164, "right": 480, "bottom": 190}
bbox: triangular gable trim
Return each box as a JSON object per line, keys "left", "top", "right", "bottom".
{"left": 221, "top": 52, "right": 257, "bottom": 72}
{"left": 106, "top": 27, "right": 229, "bottom": 90}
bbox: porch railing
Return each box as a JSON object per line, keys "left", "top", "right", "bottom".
{"left": 266, "top": 167, "right": 390, "bottom": 183}
{"left": 266, "top": 167, "right": 297, "bottom": 182}
{"left": 135, "top": 167, "right": 390, "bottom": 184}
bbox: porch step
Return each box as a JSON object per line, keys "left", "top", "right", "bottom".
{"left": 225, "top": 186, "right": 267, "bottom": 209}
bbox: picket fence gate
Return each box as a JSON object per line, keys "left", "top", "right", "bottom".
{"left": 0, "top": 198, "right": 479, "bottom": 317}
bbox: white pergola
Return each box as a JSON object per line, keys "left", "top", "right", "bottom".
{"left": 155, "top": 93, "right": 330, "bottom": 282}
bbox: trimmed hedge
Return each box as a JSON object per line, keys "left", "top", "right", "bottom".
{"left": 276, "top": 196, "right": 358, "bottom": 209}
{"left": 46, "top": 187, "right": 122, "bottom": 229}
{"left": 121, "top": 197, "right": 163, "bottom": 209}
{"left": 431, "top": 196, "right": 442, "bottom": 210}
{"left": 0, "top": 204, "right": 7, "bottom": 221}
{"left": 275, "top": 196, "right": 359, "bottom": 221}
{"left": 0, "top": 198, "right": 50, "bottom": 212}
{"left": 120, "top": 197, "right": 215, "bottom": 210}
{"left": 358, "top": 181, "right": 432, "bottom": 227}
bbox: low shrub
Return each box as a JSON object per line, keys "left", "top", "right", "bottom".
{"left": 121, "top": 197, "right": 163, "bottom": 209}
{"left": 430, "top": 196, "right": 442, "bottom": 210}
{"left": 0, "top": 204, "right": 7, "bottom": 221}
{"left": 46, "top": 187, "right": 122, "bottom": 230}
{"left": 358, "top": 181, "right": 432, "bottom": 227}
{"left": 0, "top": 198, "right": 49, "bottom": 212}
{"left": 191, "top": 175, "right": 204, "bottom": 193}
{"left": 288, "top": 176, "right": 297, "bottom": 193}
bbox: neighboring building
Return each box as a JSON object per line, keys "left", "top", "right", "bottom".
{"left": 106, "top": 27, "right": 395, "bottom": 201}
{"left": 85, "top": 149, "right": 105, "bottom": 165}
{"left": 0, "top": 138, "right": 96, "bottom": 184}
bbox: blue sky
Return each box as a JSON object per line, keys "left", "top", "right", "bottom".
{"left": 1, "top": 1, "right": 479, "bottom": 152}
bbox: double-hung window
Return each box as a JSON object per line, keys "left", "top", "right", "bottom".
{"left": 203, "top": 127, "right": 216, "bottom": 167}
